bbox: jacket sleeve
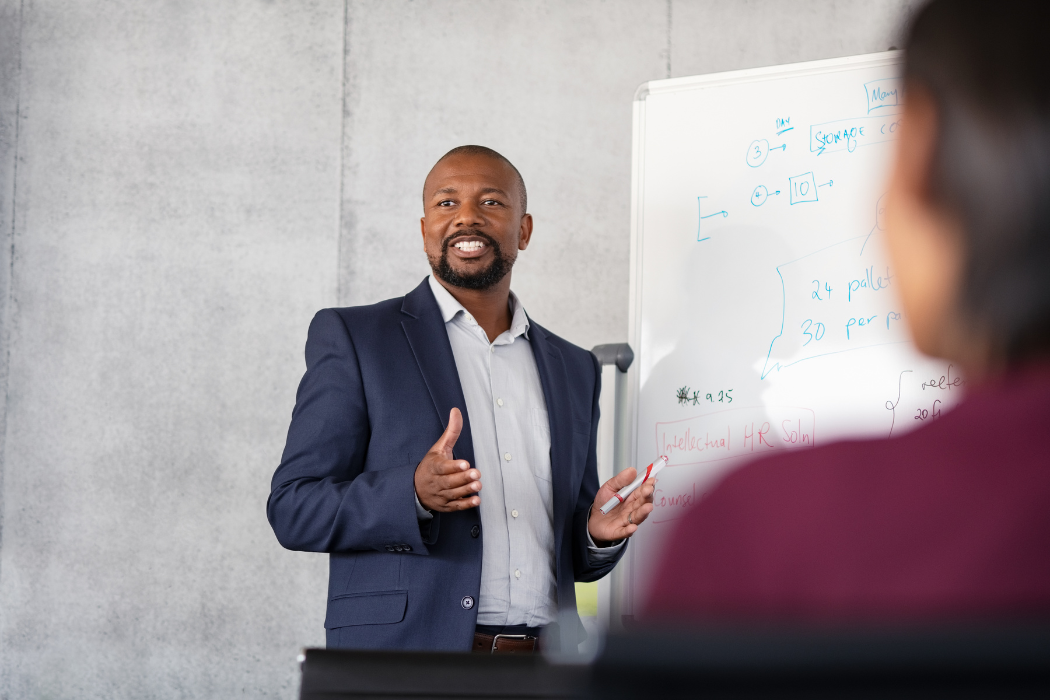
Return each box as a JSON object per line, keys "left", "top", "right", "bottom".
{"left": 266, "top": 309, "right": 431, "bottom": 554}
{"left": 572, "top": 352, "right": 628, "bottom": 582}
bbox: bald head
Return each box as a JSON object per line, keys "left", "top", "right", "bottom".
{"left": 423, "top": 145, "right": 527, "bottom": 214}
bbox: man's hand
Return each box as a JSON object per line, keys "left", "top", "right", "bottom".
{"left": 414, "top": 408, "right": 482, "bottom": 512}
{"left": 587, "top": 468, "right": 655, "bottom": 545}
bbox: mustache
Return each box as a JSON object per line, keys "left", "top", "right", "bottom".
{"left": 441, "top": 229, "right": 499, "bottom": 253}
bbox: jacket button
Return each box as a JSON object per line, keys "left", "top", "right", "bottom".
{"left": 461, "top": 596, "right": 475, "bottom": 610}
{"left": 402, "top": 544, "right": 412, "bottom": 552}
{"left": 385, "top": 545, "right": 394, "bottom": 552}
{"left": 470, "top": 525, "right": 480, "bottom": 538}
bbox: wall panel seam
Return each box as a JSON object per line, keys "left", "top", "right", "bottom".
{"left": 666, "top": 0, "right": 672, "bottom": 78}
{"left": 0, "top": 0, "right": 26, "bottom": 592}
{"left": 337, "top": 0, "right": 349, "bottom": 307}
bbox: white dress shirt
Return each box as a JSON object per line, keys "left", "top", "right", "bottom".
{"left": 418, "top": 275, "right": 622, "bottom": 627}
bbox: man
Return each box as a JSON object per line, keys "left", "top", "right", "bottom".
{"left": 268, "top": 146, "right": 654, "bottom": 652}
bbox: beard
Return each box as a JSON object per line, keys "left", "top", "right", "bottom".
{"left": 429, "top": 230, "right": 514, "bottom": 291}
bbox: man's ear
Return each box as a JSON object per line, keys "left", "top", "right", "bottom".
{"left": 420, "top": 217, "right": 426, "bottom": 245}
{"left": 518, "top": 213, "right": 534, "bottom": 251}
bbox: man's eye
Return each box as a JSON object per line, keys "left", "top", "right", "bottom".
{"left": 482, "top": 199, "right": 502, "bottom": 206}
{"left": 438, "top": 200, "right": 455, "bottom": 206}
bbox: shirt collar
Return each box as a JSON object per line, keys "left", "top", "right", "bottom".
{"left": 427, "top": 275, "right": 530, "bottom": 340}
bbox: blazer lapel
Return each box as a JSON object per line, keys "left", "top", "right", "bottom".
{"left": 400, "top": 279, "right": 476, "bottom": 469}
{"left": 527, "top": 317, "right": 574, "bottom": 562}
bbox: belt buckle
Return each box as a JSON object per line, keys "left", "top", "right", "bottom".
{"left": 491, "top": 633, "right": 535, "bottom": 653}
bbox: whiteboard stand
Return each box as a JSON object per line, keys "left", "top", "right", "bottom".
{"left": 590, "top": 343, "right": 634, "bottom": 633}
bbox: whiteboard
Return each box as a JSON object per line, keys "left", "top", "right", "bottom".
{"left": 623, "top": 52, "right": 967, "bottom": 616}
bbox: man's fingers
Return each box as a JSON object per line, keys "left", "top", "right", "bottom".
{"left": 613, "top": 467, "right": 637, "bottom": 488}
{"left": 441, "top": 480, "right": 482, "bottom": 500}
{"left": 437, "top": 468, "right": 480, "bottom": 488}
{"left": 624, "top": 479, "right": 657, "bottom": 505}
{"left": 431, "top": 407, "right": 463, "bottom": 457}
{"left": 627, "top": 502, "right": 654, "bottom": 526}
{"left": 603, "top": 467, "right": 636, "bottom": 493}
{"left": 441, "top": 495, "right": 480, "bottom": 512}
{"left": 431, "top": 458, "right": 472, "bottom": 476}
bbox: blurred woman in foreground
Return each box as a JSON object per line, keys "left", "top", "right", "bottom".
{"left": 645, "top": 0, "right": 1050, "bottom": 623}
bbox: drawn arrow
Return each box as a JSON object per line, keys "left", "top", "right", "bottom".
{"left": 773, "top": 190, "right": 781, "bottom": 195}
{"left": 770, "top": 144, "right": 787, "bottom": 152}
{"left": 819, "top": 180, "right": 834, "bottom": 188}
{"left": 817, "top": 146, "right": 826, "bottom": 156}
{"left": 697, "top": 195, "right": 726, "bottom": 241}
{"left": 776, "top": 127, "right": 794, "bottom": 135}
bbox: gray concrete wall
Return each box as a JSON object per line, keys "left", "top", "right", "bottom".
{"left": 0, "top": 1, "right": 343, "bottom": 698}
{"left": 339, "top": 0, "right": 669, "bottom": 351}
{"left": 0, "top": 1, "right": 918, "bottom": 698}
{"left": 670, "top": 0, "right": 917, "bottom": 77}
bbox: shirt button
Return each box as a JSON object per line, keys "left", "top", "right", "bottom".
{"left": 511, "top": 509, "right": 519, "bottom": 518}
{"left": 470, "top": 525, "right": 480, "bottom": 538}
{"left": 504, "top": 453, "right": 512, "bottom": 461}
{"left": 497, "top": 398, "right": 504, "bottom": 407}
{"left": 514, "top": 570, "right": 521, "bottom": 579}
{"left": 489, "top": 346, "right": 494, "bottom": 353}
{"left": 461, "top": 596, "right": 475, "bottom": 610}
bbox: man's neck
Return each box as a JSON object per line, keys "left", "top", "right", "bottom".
{"left": 436, "top": 276, "right": 513, "bottom": 344}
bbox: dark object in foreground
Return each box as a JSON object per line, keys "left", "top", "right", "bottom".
{"left": 593, "top": 625, "right": 1050, "bottom": 699}
{"left": 299, "top": 625, "right": 1050, "bottom": 699}
{"left": 298, "top": 648, "right": 586, "bottom": 699}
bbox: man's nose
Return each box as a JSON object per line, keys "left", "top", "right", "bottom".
{"left": 454, "top": 199, "right": 485, "bottom": 227}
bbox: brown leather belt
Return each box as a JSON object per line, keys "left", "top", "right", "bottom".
{"left": 472, "top": 631, "right": 539, "bottom": 654}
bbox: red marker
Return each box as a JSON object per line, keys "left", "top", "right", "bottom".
{"left": 599, "top": 456, "right": 668, "bottom": 515}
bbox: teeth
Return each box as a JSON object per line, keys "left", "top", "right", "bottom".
{"left": 454, "top": 240, "right": 485, "bottom": 251}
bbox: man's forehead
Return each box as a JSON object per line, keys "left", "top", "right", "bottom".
{"left": 424, "top": 155, "right": 517, "bottom": 194}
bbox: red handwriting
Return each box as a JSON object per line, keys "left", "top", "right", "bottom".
{"left": 660, "top": 427, "right": 730, "bottom": 459}
{"left": 653, "top": 483, "right": 700, "bottom": 523}
{"left": 656, "top": 407, "right": 816, "bottom": 467}
{"left": 781, "top": 418, "right": 812, "bottom": 445}
{"left": 655, "top": 482, "right": 697, "bottom": 511}
{"left": 742, "top": 421, "right": 773, "bottom": 452}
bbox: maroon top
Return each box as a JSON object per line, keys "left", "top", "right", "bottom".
{"left": 643, "top": 364, "right": 1050, "bottom": 624}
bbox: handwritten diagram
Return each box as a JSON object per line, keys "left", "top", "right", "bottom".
{"left": 632, "top": 56, "right": 951, "bottom": 615}
{"left": 865, "top": 78, "right": 901, "bottom": 113}
{"left": 750, "top": 185, "right": 781, "bottom": 206}
{"left": 696, "top": 196, "right": 728, "bottom": 241}
{"left": 810, "top": 114, "right": 903, "bottom": 155}
{"left": 788, "top": 172, "right": 819, "bottom": 204}
{"left": 746, "top": 139, "right": 787, "bottom": 167}
{"left": 885, "top": 363, "right": 965, "bottom": 437}
{"left": 760, "top": 229, "right": 904, "bottom": 379}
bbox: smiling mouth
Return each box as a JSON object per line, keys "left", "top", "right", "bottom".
{"left": 444, "top": 232, "right": 494, "bottom": 260}
{"left": 453, "top": 240, "right": 486, "bottom": 252}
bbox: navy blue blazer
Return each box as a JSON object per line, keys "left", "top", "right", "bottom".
{"left": 267, "top": 278, "right": 625, "bottom": 651}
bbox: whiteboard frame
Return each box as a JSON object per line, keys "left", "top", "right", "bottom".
{"left": 623, "top": 51, "right": 902, "bottom": 619}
